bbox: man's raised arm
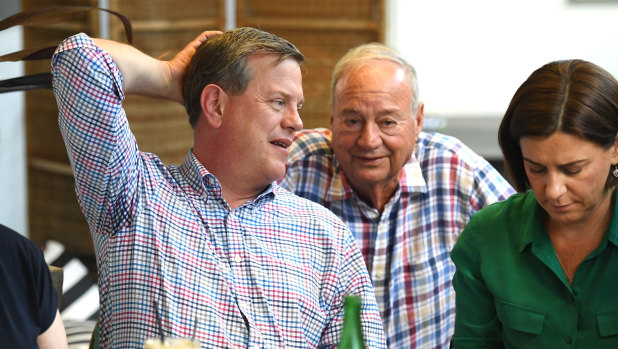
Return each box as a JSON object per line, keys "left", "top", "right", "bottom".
{"left": 92, "top": 30, "right": 220, "bottom": 102}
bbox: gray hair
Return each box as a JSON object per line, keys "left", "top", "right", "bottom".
{"left": 330, "top": 42, "right": 420, "bottom": 114}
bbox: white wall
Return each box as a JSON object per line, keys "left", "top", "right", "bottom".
{"left": 0, "top": 26, "right": 26, "bottom": 235}
{"left": 387, "top": 0, "right": 618, "bottom": 119}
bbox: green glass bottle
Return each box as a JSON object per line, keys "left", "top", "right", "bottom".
{"left": 338, "top": 295, "right": 365, "bottom": 349}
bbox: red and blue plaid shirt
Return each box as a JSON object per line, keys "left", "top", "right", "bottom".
{"left": 280, "top": 128, "right": 515, "bottom": 348}
{"left": 53, "top": 33, "right": 386, "bottom": 349}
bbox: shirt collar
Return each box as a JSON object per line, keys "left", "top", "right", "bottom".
{"left": 605, "top": 191, "right": 618, "bottom": 247}
{"left": 180, "top": 150, "right": 275, "bottom": 205}
{"left": 180, "top": 150, "right": 213, "bottom": 196}
{"left": 518, "top": 190, "right": 618, "bottom": 251}
{"left": 518, "top": 192, "right": 547, "bottom": 252}
{"left": 325, "top": 152, "right": 428, "bottom": 202}
{"left": 399, "top": 154, "right": 429, "bottom": 194}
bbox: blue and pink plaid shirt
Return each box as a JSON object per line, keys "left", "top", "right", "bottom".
{"left": 52, "top": 33, "right": 386, "bottom": 348}
{"left": 280, "top": 128, "right": 515, "bottom": 348}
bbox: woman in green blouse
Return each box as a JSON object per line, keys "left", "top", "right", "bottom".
{"left": 451, "top": 59, "right": 618, "bottom": 348}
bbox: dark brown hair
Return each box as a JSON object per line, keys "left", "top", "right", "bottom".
{"left": 499, "top": 59, "right": 618, "bottom": 192}
{"left": 183, "top": 27, "right": 304, "bottom": 128}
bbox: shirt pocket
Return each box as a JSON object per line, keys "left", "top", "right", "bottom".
{"left": 597, "top": 310, "right": 618, "bottom": 337}
{"left": 495, "top": 299, "right": 546, "bottom": 335}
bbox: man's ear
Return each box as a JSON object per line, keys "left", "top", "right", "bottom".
{"left": 329, "top": 101, "right": 335, "bottom": 127}
{"left": 200, "top": 84, "right": 226, "bottom": 128}
{"left": 414, "top": 101, "right": 425, "bottom": 135}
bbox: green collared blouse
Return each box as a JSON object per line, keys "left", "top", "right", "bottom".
{"left": 451, "top": 190, "right": 618, "bottom": 348}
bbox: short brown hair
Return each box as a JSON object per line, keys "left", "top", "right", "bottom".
{"left": 183, "top": 27, "right": 304, "bottom": 128}
{"left": 498, "top": 59, "right": 618, "bottom": 192}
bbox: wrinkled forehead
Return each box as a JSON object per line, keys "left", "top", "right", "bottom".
{"left": 336, "top": 61, "right": 409, "bottom": 92}
{"left": 335, "top": 65, "right": 411, "bottom": 106}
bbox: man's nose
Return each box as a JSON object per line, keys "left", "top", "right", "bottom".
{"left": 284, "top": 106, "right": 303, "bottom": 131}
{"left": 357, "top": 122, "right": 381, "bottom": 149}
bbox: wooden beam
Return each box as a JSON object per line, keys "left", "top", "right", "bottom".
{"left": 239, "top": 18, "right": 379, "bottom": 31}
{"left": 130, "top": 18, "right": 221, "bottom": 32}
{"left": 29, "top": 158, "right": 73, "bottom": 176}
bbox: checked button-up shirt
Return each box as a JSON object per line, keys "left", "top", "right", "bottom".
{"left": 53, "top": 33, "right": 386, "bottom": 349}
{"left": 280, "top": 128, "right": 515, "bottom": 348}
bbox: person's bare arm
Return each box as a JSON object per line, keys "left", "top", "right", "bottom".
{"left": 37, "top": 310, "right": 68, "bottom": 349}
{"left": 92, "top": 30, "right": 221, "bottom": 103}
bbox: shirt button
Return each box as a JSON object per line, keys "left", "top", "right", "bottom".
{"left": 234, "top": 255, "right": 242, "bottom": 263}
{"left": 565, "top": 337, "right": 573, "bottom": 344}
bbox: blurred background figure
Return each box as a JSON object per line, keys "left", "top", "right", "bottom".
{"left": 0, "top": 223, "right": 68, "bottom": 349}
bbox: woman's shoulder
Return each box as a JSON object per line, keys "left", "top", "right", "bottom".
{"left": 475, "top": 190, "right": 533, "bottom": 217}
{"left": 464, "top": 191, "right": 536, "bottom": 239}
{"left": 454, "top": 191, "right": 537, "bottom": 262}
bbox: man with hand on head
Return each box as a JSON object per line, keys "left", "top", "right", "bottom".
{"left": 53, "top": 27, "right": 386, "bottom": 348}
{"left": 279, "top": 43, "right": 515, "bottom": 348}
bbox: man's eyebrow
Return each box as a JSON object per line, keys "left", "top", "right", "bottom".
{"left": 339, "top": 107, "right": 361, "bottom": 115}
{"left": 278, "top": 91, "right": 304, "bottom": 105}
{"left": 376, "top": 107, "right": 403, "bottom": 117}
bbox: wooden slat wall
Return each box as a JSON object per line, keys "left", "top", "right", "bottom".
{"left": 23, "top": 0, "right": 99, "bottom": 256}
{"left": 236, "top": 0, "right": 385, "bottom": 129}
{"left": 21, "top": 0, "right": 383, "bottom": 260}
{"left": 22, "top": 0, "right": 225, "bottom": 258}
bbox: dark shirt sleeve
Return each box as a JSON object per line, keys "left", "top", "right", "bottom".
{"left": 0, "top": 224, "right": 58, "bottom": 346}
{"left": 33, "top": 242, "right": 59, "bottom": 334}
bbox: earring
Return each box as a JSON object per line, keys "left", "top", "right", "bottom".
{"left": 613, "top": 166, "right": 618, "bottom": 178}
